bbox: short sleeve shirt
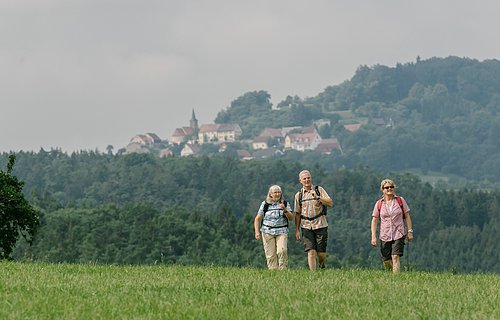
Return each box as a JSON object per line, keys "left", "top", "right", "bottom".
{"left": 294, "top": 186, "right": 331, "bottom": 230}
{"left": 258, "top": 201, "right": 292, "bottom": 235}
{"left": 372, "top": 195, "right": 410, "bottom": 242}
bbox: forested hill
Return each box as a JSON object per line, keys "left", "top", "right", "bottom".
{"left": 3, "top": 152, "right": 500, "bottom": 273}
{"left": 215, "top": 56, "right": 500, "bottom": 184}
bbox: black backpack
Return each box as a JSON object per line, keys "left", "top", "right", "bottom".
{"left": 263, "top": 200, "right": 288, "bottom": 214}
{"left": 261, "top": 201, "right": 289, "bottom": 228}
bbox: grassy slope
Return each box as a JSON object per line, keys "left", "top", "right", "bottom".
{"left": 1, "top": 262, "right": 498, "bottom": 319}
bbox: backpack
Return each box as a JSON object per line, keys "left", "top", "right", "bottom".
{"left": 298, "top": 185, "right": 327, "bottom": 221}
{"left": 376, "top": 196, "right": 405, "bottom": 218}
{"left": 263, "top": 200, "right": 288, "bottom": 214}
{"left": 262, "top": 201, "right": 289, "bottom": 228}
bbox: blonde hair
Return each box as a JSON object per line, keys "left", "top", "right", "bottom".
{"left": 380, "top": 179, "right": 396, "bottom": 191}
{"left": 266, "top": 185, "right": 284, "bottom": 203}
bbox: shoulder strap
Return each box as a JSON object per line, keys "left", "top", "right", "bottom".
{"left": 299, "top": 186, "right": 321, "bottom": 202}
{"left": 264, "top": 201, "right": 288, "bottom": 213}
{"left": 263, "top": 202, "right": 270, "bottom": 213}
{"left": 395, "top": 196, "right": 404, "bottom": 209}
{"left": 377, "top": 198, "right": 383, "bottom": 212}
{"left": 395, "top": 196, "right": 405, "bottom": 218}
{"left": 315, "top": 185, "right": 321, "bottom": 196}
{"left": 377, "top": 196, "right": 405, "bottom": 217}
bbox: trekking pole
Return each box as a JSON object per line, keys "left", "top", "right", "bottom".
{"left": 406, "top": 238, "right": 410, "bottom": 271}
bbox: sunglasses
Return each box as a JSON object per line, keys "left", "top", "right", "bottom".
{"left": 383, "top": 186, "right": 395, "bottom": 189}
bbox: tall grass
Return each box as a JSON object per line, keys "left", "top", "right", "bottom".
{"left": 1, "top": 262, "right": 498, "bottom": 319}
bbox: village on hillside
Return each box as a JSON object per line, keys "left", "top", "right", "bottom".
{"left": 117, "top": 109, "right": 347, "bottom": 160}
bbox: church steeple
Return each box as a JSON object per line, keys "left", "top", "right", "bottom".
{"left": 190, "top": 109, "right": 199, "bottom": 138}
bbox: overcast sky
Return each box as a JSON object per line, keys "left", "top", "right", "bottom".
{"left": 1, "top": 0, "right": 499, "bottom": 153}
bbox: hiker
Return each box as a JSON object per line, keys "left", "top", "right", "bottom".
{"left": 294, "top": 170, "right": 333, "bottom": 271}
{"left": 254, "top": 185, "right": 294, "bottom": 270}
{"left": 370, "top": 179, "right": 414, "bottom": 273}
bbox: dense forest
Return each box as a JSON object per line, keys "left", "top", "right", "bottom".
{"left": 3, "top": 152, "right": 499, "bottom": 273}
{"left": 215, "top": 56, "right": 500, "bottom": 187}
{"left": 3, "top": 56, "right": 500, "bottom": 273}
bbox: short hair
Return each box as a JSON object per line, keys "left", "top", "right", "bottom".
{"left": 380, "top": 179, "right": 396, "bottom": 191}
{"left": 266, "top": 185, "right": 283, "bottom": 203}
{"left": 299, "top": 170, "right": 311, "bottom": 179}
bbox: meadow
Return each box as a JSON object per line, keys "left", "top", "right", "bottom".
{"left": 0, "top": 262, "right": 498, "bottom": 319}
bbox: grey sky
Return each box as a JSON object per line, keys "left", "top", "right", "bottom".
{"left": 1, "top": 0, "right": 499, "bottom": 153}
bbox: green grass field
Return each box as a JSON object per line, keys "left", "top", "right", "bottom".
{"left": 1, "top": 262, "right": 498, "bottom": 319}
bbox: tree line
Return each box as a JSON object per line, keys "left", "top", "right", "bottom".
{"left": 3, "top": 151, "right": 498, "bottom": 273}
{"left": 214, "top": 56, "right": 500, "bottom": 185}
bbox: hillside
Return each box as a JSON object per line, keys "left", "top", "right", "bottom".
{"left": 4, "top": 154, "right": 499, "bottom": 273}
{"left": 215, "top": 56, "right": 500, "bottom": 185}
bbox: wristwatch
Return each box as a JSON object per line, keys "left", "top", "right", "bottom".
{"left": 408, "top": 229, "right": 413, "bottom": 233}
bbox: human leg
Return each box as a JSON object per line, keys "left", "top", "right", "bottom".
{"left": 392, "top": 255, "right": 401, "bottom": 273}
{"left": 317, "top": 252, "right": 327, "bottom": 269}
{"left": 307, "top": 249, "right": 317, "bottom": 271}
{"left": 315, "top": 227, "right": 328, "bottom": 269}
{"left": 383, "top": 259, "right": 393, "bottom": 272}
{"left": 380, "top": 240, "right": 393, "bottom": 272}
{"left": 391, "top": 238, "right": 405, "bottom": 273}
{"left": 276, "top": 233, "right": 288, "bottom": 270}
{"left": 301, "top": 228, "right": 317, "bottom": 271}
{"left": 262, "top": 233, "right": 278, "bottom": 269}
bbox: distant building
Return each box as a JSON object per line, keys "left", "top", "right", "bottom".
{"left": 123, "top": 132, "right": 163, "bottom": 155}
{"left": 180, "top": 143, "right": 200, "bottom": 157}
{"left": 252, "top": 128, "right": 285, "bottom": 150}
{"left": 313, "top": 119, "right": 331, "bottom": 128}
{"left": 198, "top": 123, "right": 242, "bottom": 143}
{"left": 124, "top": 143, "right": 149, "bottom": 155}
{"left": 284, "top": 126, "right": 322, "bottom": 151}
{"left": 372, "top": 118, "right": 385, "bottom": 126}
{"left": 315, "top": 138, "right": 343, "bottom": 155}
{"left": 159, "top": 148, "right": 174, "bottom": 158}
{"left": 129, "top": 133, "right": 162, "bottom": 145}
{"left": 236, "top": 149, "right": 253, "bottom": 161}
{"left": 171, "top": 109, "right": 199, "bottom": 144}
{"left": 252, "top": 135, "right": 270, "bottom": 150}
{"left": 252, "top": 148, "right": 284, "bottom": 159}
{"left": 344, "top": 123, "right": 362, "bottom": 133}
{"left": 171, "top": 127, "right": 195, "bottom": 144}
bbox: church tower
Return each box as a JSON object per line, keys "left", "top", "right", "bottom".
{"left": 190, "top": 109, "right": 199, "bottom": 137}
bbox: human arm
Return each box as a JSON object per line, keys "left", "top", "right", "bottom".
{"left": 405, "top": 211, "right": 413, "bottom": 241}
{"left": 294, "top": 211, "right": 301, "bottom": 240}
{"left": 281, "top": 202, "right": 294, "bottom": 221}
{"left": 254, "top": 214, "right": 262, "bottom": 240}
{"left": 317, "top": 187, "right": 333, "bottom": 207}
{"left": 293, "top": 193, "right": 301, "bottom": 240}
{"left": 370, "top": 216, "right": 378, "bottom": 246}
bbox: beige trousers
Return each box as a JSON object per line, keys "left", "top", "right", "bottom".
{"left": 262, "top": 232, "right": 288, "bottom": 270}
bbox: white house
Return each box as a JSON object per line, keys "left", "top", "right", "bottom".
{"left": 180, "top": 143, "right": 200, "bottom": 157}
{"left": 284, "top": 126, "right": 322, "bottom": 151}
{"left": 198, "top": 123, "right": 242, "bottom": 143}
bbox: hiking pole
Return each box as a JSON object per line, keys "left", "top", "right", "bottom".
{"left": 406, "top": 238, "right": 410, "bottom": 272}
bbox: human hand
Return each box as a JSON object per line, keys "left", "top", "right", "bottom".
{"left": 295, "top": 229, "right": 301, "bottom": 241}
{"left": 371, "top": 237, "right": 377, "bottom": 247}
{"left": 255, "top": 232, "right": 260, "bottom": 240}
{"left": 407, "top": 233, "right": 413, "bottom": 241}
